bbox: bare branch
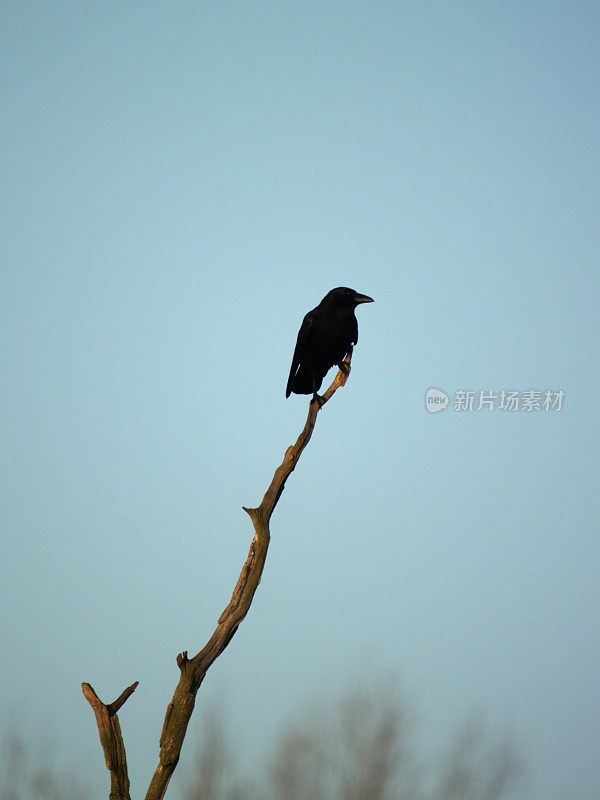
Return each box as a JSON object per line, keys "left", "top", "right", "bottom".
{"left": 82, "top": 681, "right": 138, "bottom": 800}
{"left": 84, "top": 353, "right": 353, "bottom": 800}
{"left": 108, "top": 682, "right": 141, "bottom": 716}
{"left": 145, "top": 352, "right": 353, "bottom": 800}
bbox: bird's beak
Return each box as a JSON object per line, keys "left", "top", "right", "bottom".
{"left": 354, "top": 293, "right": 374, "bottom": 304}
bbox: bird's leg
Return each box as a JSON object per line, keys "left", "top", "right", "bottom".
{"left": 310, "top": 377, "right": 325, "bottom": 408}
{"left": 338, "top": 345, "right": 353, "bottom": 376}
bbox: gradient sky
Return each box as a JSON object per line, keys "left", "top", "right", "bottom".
{"left": 1, "top": 2, "right": 599, "bottom": 798}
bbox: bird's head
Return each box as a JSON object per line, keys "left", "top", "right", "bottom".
{"left": 325, "top": 287, "right": 374, "bottom": 308}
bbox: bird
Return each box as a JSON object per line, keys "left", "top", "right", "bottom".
{"left": 286, "top": 287, "right": 374, "bottom": 401}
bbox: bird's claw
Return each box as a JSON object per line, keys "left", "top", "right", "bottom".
{"left": 338, "top": 359, "right": 351, "bottom": 377}
{"left": 311, "top": 393, "right": 325, "bottom": 409}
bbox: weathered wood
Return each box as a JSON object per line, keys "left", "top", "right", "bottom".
{"left": 84, "top": 353, "right": 353, "bottom": 800}
{"left": 82, "top": 681, "right": 138, "bottom": 800}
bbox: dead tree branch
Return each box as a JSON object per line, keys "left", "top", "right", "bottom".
{"left": 82, "top": 681, "right": 139, "bottom": 800}
{"left": 83, "top": 352, "right": 353, "bottom": 800}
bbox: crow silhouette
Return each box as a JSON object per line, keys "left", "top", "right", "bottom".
{"left": 286, "top": 287, "right": 373, "bottom": 401}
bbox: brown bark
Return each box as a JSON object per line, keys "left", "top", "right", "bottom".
{"left": 81, "top": 681, "right": 139, "bottom": 800}
{"left": 83, "top": 353, "right": 353, "bottom": 800}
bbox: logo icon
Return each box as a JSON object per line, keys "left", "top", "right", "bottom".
{"left": 425, "top": 388, "right": 448, "bottom": 413}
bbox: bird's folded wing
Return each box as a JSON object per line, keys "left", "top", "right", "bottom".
{"left": 285, "top": 312, "right": 314, "bottom": 397}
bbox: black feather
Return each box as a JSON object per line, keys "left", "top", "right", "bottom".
{"left": 286, "top": 287, "right": 373, "bottom": 399}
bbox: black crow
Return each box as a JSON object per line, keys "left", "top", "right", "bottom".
{"left": 286, "top": 287, "right": 374, "bottom": 400}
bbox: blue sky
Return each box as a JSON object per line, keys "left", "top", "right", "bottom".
{"left": 1, "top": 2, "right": 599, "bottom": 798}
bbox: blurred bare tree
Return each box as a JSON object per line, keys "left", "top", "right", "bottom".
{"left": 0, "top": 729, "right": 88, "bottom": 800}
{"left": 184, "top": 686, "right": 526, "bottom": 800}
{"left": 431, "top": 713, "right": 525, "bottom": 800}
{"left": 182, "top": 705, "right": 254, "bottom": 800}
{"left": 270, "top": 687, "right": 418, "bottom": 800}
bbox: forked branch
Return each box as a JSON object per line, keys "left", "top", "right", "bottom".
{"left": 82, "top": 681, "right": 139, "bottom": 800}
{"left": 83, "top": 352, "right": 353, "bottom": 800}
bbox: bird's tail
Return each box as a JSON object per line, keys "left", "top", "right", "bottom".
{"left": 286, "top": 366, "right": 318, "bottom": 397}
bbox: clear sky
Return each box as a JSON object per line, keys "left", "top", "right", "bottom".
{"left": 1, "top": 2, "right": 599, "bottom": 798}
